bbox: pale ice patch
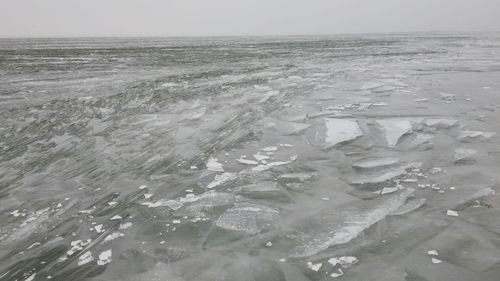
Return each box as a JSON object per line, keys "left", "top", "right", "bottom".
{"left": 458, "top": 131, "right": 496, "bottom": 142}
{"left": 237, "top": 158, "right": 259, "bottom": 165}
{"left": 215, "top": 203, "right": 279, "bottom": 234}
{"left": 352, "top": 158, "right": 399, "bottom": 170}
{"left": 324, "top": 118, "right": 363, "bottom": 147}
{"left": 288, "top": 188, "right": 415, "bottom": 257}
{"left": 346, "top": 162, "right": 422, "bottom": 185}
{"left": 454, "top": 148, "right": 477, "bottom": 163}
{"left": 78, "top": 251, "right": 94, "bottom": 266}
{"left": 306, "top": 262, "right": 322, "bottom": 272}
{"left": 119, "top": 222, "right": 133, "bottom": 230}
{"left": 424, "top": 119, "right": 458, "bottom": 129}
{"left": 141, "top": 200, "right": 183, "bottom": 210}
{"left": 206, "top": 157, "right": 224, "bottom": 172}
{"left": 207, "top": 172, "right": 236, "bottom": 189}
{"left": 104, "top": 232, "right": 125, "bottom": 242}
{"left": 261, "top": 146, "right": 278, "bottom": 152}
{"left": 252, "top": 155, "right": 298, "bottom": 172}
{"left": 376, "top": 119, "right": 412, "bottom": 148}
{"left": 97, "top": 250, "right": 112, "bottom": 265}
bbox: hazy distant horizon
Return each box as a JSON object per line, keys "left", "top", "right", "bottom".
{"left": 1, "top": 0, "right": 500, "bottom": 38}
{"left": 1, "top": 30, "right": 500, "bottom": 40}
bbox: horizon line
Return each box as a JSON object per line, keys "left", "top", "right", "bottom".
{"left": 1, "top": 29, "right": 500, "bottom": 40}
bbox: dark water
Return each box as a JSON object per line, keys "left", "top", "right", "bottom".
{"left": 1, "top": 34, "right": 500, "bottom": 281}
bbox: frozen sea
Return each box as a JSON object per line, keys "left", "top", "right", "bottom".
{"left": 1, "top": 34, "right": 500, "bottom": 281}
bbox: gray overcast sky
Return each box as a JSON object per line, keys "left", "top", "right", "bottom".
{"left": 1, "top": 0, "right": 500, "bottom": 37}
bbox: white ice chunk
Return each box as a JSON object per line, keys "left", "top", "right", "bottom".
{"left": 206, "top": 157, "right": 224, "bottom": 172}
{"left": 324, "top": 118, "right": 363, "bottom": 147}
{"left": 458, "top": 131, "right": 496, "bottom": 142}
{"left": 253, "top": 153, "right": 270, "bottom": 161}
{"left": 207, "top": 172, "right": 236, "bottom": 189}
{"left": 427, "top": 250, "right": 439, "bottom": 256}
{"left": 94, "top": 224, "right": 104, "bottom": 233}
{"left": 110, "top": 215, "right": 122, "bottom": 220}
{"left": 352, "top": 158, "right": 399, "bottom": 170}
{"left": 289, "top": 188, "right": 415, "bottom": 257}
{"left": 97, "top": 250, "right": 112, "bottom": 266}
{"left": 380, "top": 187, "right": 399, "bottom": 195}
{"left": 104, "top": 232, "right": 125, "bottom": 242}
{"left": 432, "top": 258, "right": 442, "bottom": 264}
{"left": 261, "top": 146, "right": 278, "bottom": 152}
{"left": 447, "top": 210, "right": 459, "bottom": 217}
{"left": 330, "top": 269, "right": 344, "bottom": 278}
{"left": 307, "top": 262, "right": 322, "bottom": 272}
{"left": 78, "top": 251, "right": 94, "bottom": 266}
{"left": 119, "top": 222, "right": 133, "bottom": 230}
{"left": 237, "top": 158, "right": 259, "bottom": 165}
{"left": 376, "top": 119, "right": 412, "bottom": 147}
{"left": 424, "top": 119, "right": 458, "bottom": 129}
{"left": 346, "top": 162, "right": 422, "bottom": 185}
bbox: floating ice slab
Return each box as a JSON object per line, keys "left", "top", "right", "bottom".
{"left": 279, "top": 172, "right": 317, "bottom": 182}
{"left": 236, "top": 158, "right": 259, "bottom": 165}
{"left": 454, "top": 148, "right": 477, "bottom": 163}
{"left": 207, "top": 172, "right": 236, "bottom": 189}
{"left": 206, "top": 157, "right": 224, "bottom": 172}
{"left": 352, "top": 157, "right": 399, "bottom": 170}
{"left": 346, "top": 162, "right": 422, "bottom": 185}
{"left": 97, "top": 250, "right": 112, "bottom": 266}
{"left": 288, "top": 188, "right": 415, "bottom": 257}
{"left": 440, "top": 93, "right": 456, "bottom": 101}
{"left": 391, "top": 198, "right": 426, "bottom": 216}
{"left": 376, "top": 119, "right": 412, "bottom": 147}
{"left": 458, "top": 131, "right": 496, "bottom": 142}
{"left": 424, "top": 119, "right": 458, "bottom": 129}
{"left": 324, "top": 118, "right": 363, "bottom": 147}
{"left": 236, "top": 182, "right": 288, "bottom": 201}
{"left": 215, "top": 203, "right": 279, "bottom": 234}
{"left": 274, "top": 121, "right": 311, "bottom": 135}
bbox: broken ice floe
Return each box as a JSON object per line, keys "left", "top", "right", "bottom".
{"left": 215, "top": 203, "right": 279, "bottom": 234}
{"left": 391, "top": 198, "right": 426, "bottom": 215}
{"left": 424, "top": 119, "right": 458, "bottom": 129}
{"left": 236, "top": 182, "right": 289, "bottom": 201}
{"left": 446, "top": 210, "right": 459, "bottom": 217}
{"left": 236, "top": 158, "right": 259, "bottom": 165}
{"left": 457, "top": 131, "right": 496, "bottom": 142}
{"left": 454, "top": 148, "right": 477, "bottom": 164}
{"left": 431, "top": 258, "right": 442, "bottom": 264}
{"left": 78, "top": 251, "right": 94, "bottom": 266}
{"left": 376, "top": 119, "right": 412, "bottom": 147}
{"left": 427, "top": 250, "right": 439, "bottom": 256}
{"left": 307, "top": 262, "right": 322, "bottom": 272}
{"left": 97, "top": 250, "right": 112, "bottom": 265}
{"left": 287, "top": 188, "right": 415, "bottom": 257}
{"left": 440, "top": 93, "right": 456, "bottom": 101}
{"left": 352, "top": 157, "right": 399, "bottom": 170}
{"left": 207, "top": 172, "right": 237, "bottom": 189}
{"left": 252, "top": 155, "right": 298, "bottom": 172}
{"left": 380, "top": 187, "right": 399, "bottom": 195}
{"left": 140, "top": 200, "right": 183, "bottom": 210}
{"left": 206, "top": 157, "right": 224, "bottom": 172}
{"left": 328, "top": 256, "right": 359, "bottom": 268}
{"left": 324, "top": 118, "right": 363, "bottom": 147}
{"left": 261, "top": 146, "right": 278, "bottom": 152}
{"left": 104, "top": 232, "right": 125, "bottom": 242}
{"left": 346, "top": 162, "right": 422, "bottom": 185}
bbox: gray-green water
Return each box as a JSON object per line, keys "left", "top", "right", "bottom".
{"left": 1, "top": 34, "right": 500, "bottom": 281}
